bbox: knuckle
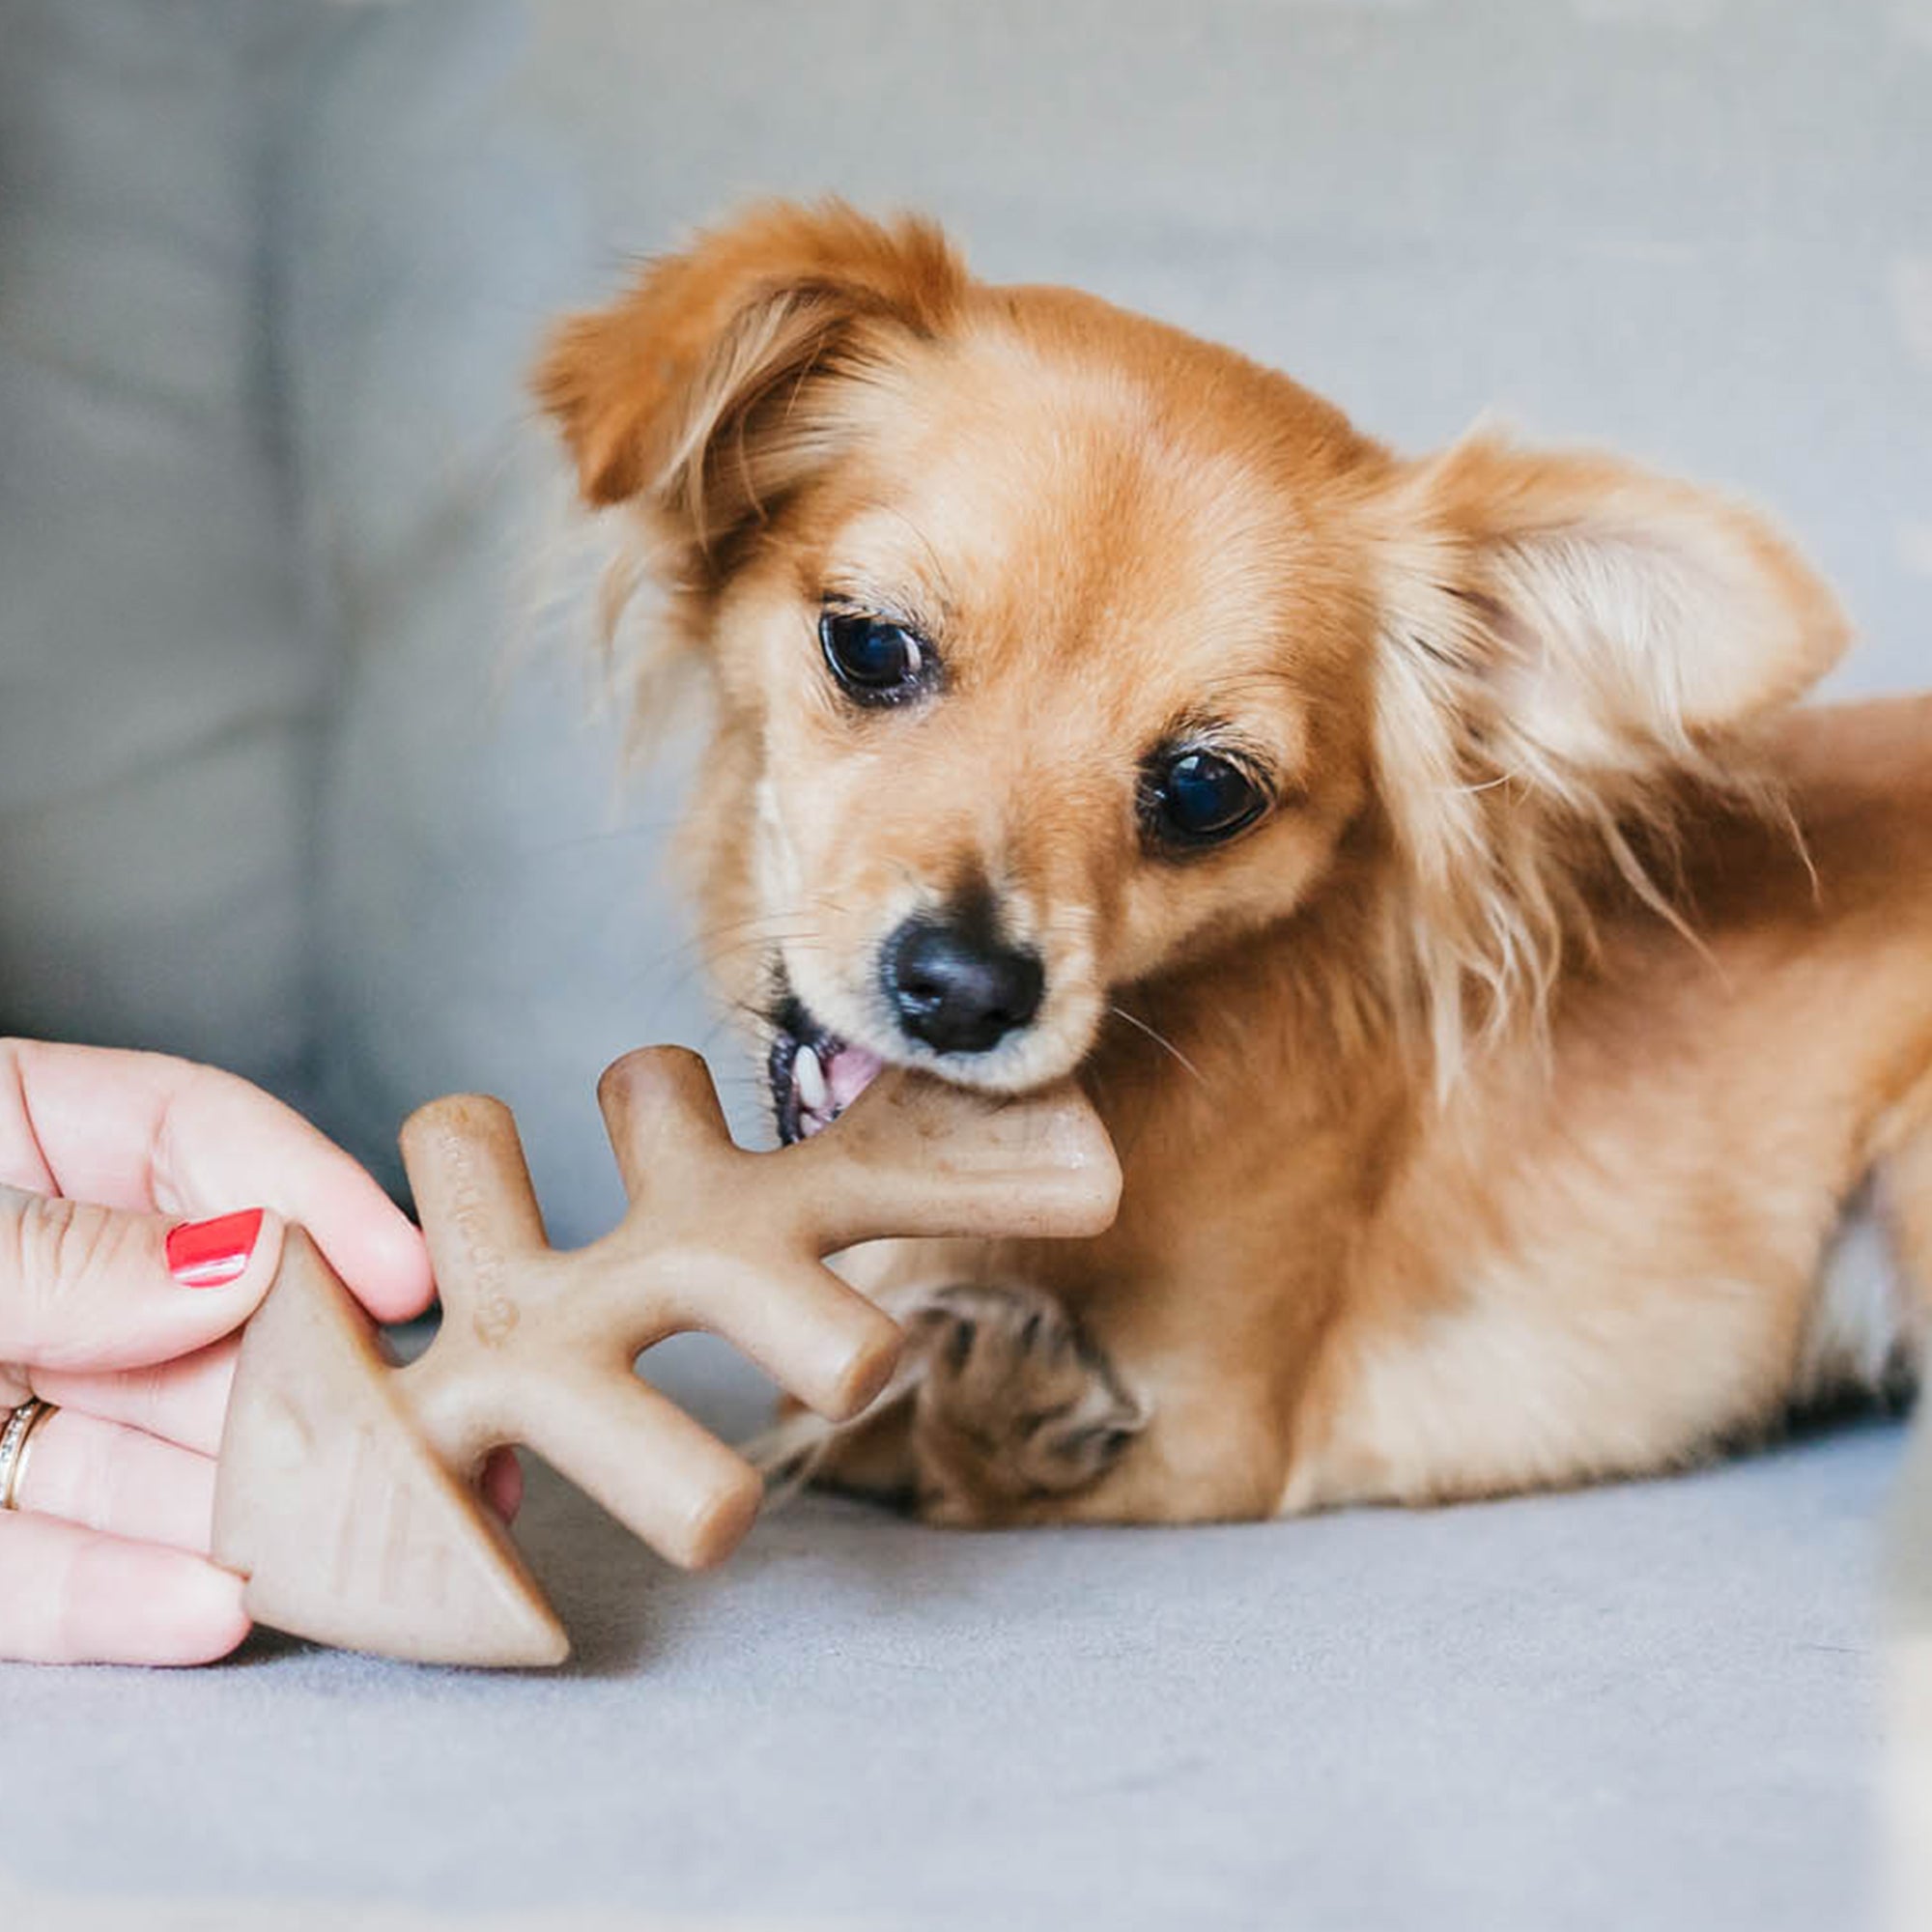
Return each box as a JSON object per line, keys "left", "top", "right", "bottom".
{"left": 5, "top": 1194, "right": 137, "bottom": 1355}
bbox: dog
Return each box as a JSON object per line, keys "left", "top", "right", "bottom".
{"left": 536, "top": 200, "right": 1931, "bottom": 1527}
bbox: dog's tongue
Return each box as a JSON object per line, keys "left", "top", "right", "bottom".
{"left": 826, "top": 1042, "right": 884, "bottom": 1113}
{"left": 795, "top": 1039, "right": 886, "bottom": 1137}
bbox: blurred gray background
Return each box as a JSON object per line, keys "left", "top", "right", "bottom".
{"left": 1, "top": 0, "right": 1925, "bottom": 1241}
{"left": 0, "top": 6, "right": 1927, "bottom": 1929}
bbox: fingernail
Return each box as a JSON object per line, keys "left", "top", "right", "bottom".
{"left": 166, "top": 1208, "right": 266, "bottom": 1289}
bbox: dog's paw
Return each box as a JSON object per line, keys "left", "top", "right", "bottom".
{"left": 905, "top": 1284, "right": 1146, "bottom": 1525}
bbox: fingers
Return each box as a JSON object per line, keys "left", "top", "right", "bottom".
{"left": 0, "top": 1185, "right": 286, "bottom": 1376}
{"left": 31, "top": 1337, "right": 240, "bottom": 1457}
{"left": 0, "top": 1040, "right": 432, "bottom": 1322}
{"left": 9, "top": 1383, "right": 506, "bottom": 1570}
{"left": 13, "top": 1406, "right": 217, "bottom": 1552}
{"left": 0, "top": 1509, "right": 248, "bottom": 1665}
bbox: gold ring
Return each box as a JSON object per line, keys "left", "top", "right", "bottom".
{"left": 0, "top": 1397, "right": 56, "bottom": 1512}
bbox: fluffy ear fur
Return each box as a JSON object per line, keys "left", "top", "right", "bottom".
{"left": 533, "top": 201, "right": 965, "bottom": 580}
{"left": 1370, "top": 435, "right": 1851, "bottom": 1071}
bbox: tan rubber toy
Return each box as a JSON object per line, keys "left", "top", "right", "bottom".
{"left": 210, "top": 1046, "right": 1121, "bottom": 1667}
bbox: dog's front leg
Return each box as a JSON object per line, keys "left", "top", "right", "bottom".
{"left": 786, "top": 1279, "right": 1147, "bottom": 1522}
{"left": 764, "top": 1243, "right": 1293, "bottom": 1527}
{"left": 900, "top": 1284, "right": 1148, "bottom": 1524}
{"left": 895, "top": 1280, "right": 1296, "bottom": 1527}
{"left": 781, "top": 1266, "right": 1148, "bottom": 1519}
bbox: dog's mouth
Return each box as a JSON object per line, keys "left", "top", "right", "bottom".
{"left": 768, "top": 995, "right": 888, "bottom": 1145}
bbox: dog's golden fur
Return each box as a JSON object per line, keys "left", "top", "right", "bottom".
{"left": 538, "top": 201, "right": 1931, "bottom": 1525}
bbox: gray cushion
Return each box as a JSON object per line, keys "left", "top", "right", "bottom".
{"left": 0, "top": 1422, "right": 1904, "bottom": 1930}
{"left": 0, "top": 4, "right": 1927, "bottom": 1927}
{"left": 0, "top": 1, "right": 320, "bottom": 1096}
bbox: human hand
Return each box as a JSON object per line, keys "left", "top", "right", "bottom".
{"left": 0, "top": 1039, "right": 518, "bottom": 1665}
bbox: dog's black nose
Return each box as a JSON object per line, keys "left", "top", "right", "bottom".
{"left": 884, "top": 918, "right": 1044, "bottom": 1055}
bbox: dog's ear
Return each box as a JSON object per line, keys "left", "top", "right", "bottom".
{"left": 534, "top": 201, "right": 965, "bottom": 567}
{"left": 1369, "top": 436, "right": 1850, "bottom": 1064}
{"left": 1376, "top": 436, "right": 1847, "bottom": 769}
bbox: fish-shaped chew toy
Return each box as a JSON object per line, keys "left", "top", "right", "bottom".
{"left": 210, "top": 1046, "right": 1122, "bottom": 1666}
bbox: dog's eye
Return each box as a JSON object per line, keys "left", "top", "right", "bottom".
{"left": 820, "top": 611, "right": 931, "bottom": 705}
{"left": 1144, "top": 749, "right": 1269, "bottom": 850}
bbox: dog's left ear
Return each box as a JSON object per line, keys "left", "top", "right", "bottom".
{"left": 1368, "top": 435, "right": 1851, "bottom": 1060}
{"left": 1374, "top": 436, "right": 1850, "bottom": 780}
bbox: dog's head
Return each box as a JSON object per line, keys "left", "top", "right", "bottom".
{"left": 539, "top": 202, "right": 1847, "bottom": 1136}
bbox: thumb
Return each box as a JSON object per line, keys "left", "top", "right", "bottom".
{"left": 0, "top": 1187, "right": 285, "bottom": 1376}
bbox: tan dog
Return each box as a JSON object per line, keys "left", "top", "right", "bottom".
{"left": 537, "top": 200, "right": 1931, "bottom": 1526}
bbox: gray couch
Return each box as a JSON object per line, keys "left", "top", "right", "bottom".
{"left": 2, "top": 4, "right": 1927, "bottom": 1926}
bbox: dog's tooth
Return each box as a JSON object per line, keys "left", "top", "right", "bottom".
{"left": 794, "top": 1042, "right": 829, "bottom": 1114}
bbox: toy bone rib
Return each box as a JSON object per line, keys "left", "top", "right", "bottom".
{"left": 210, "top": 1046, "right": 1122, "bottom": 1668}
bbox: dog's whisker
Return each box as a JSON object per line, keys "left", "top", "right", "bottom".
{"left": 503, "top": 817, "right": 691, "bottom": 860}
{"left": 634, "top": 923, "right": 820, "bottom": 996}
{"left": 688, "top": 909, "right": 818, "bottom": 949}
{"left": 628, "top": 908, "right": 807, "bottom": 971}
{"left": 1107, "top": 1004, "right": 1208, "bottom": 1087}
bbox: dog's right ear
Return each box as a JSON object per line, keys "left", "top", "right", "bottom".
{"left": 1365, "top": 434, "right": 1849, "bottom": 1079}
{"left": 534, "top": 201, "right": 965, "bottom": 572}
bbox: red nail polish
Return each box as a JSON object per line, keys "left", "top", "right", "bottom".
{"left": 166, "top": 1208, "right": 266, "bottom": 1289}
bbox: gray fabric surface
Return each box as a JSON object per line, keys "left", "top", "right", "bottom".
{"left": 0, "top": 1417, "right": 1904, "bottom": 1931}
{"left": 0, "top": 1, "right": 321, "bottom": 1096}
{"left": 1889, "top": 1417, "right": 1932, "bottom": 1927}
